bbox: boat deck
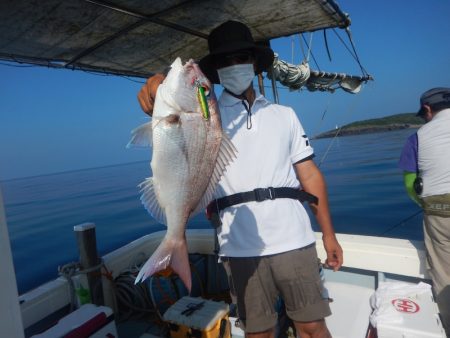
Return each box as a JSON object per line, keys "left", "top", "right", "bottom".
{"left": 324, "top": 269, "right": 375, "bottom": 337}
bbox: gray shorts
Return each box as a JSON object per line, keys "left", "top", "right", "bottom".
{"left": 222, "top": 244, "right": 331, "bottom": 333}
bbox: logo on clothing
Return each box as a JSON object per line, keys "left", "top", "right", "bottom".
{"left": 302, "top": 134, "right": 310, "bottom": 146}
{"left": 391, "top": 298, "right": 420, "bottom": 313}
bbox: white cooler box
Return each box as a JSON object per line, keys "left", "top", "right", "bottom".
{"left": 31, "top": 304, "right": 118, "bottom": 338}
{"left": 370, "top": 282, "right": 446, "bottom": 338}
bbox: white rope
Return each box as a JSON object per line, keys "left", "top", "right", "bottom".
{"left": 298, "top": 32, "right": 314, "bottom": 64}
{"left": 271, "top": 53, "right": 311, "bottom": 91}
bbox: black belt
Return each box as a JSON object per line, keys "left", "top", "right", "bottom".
{"left": 206, "top": 187, "right": 318, "bottom": 216}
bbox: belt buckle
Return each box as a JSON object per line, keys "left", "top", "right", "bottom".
{"left": 253, "top": 187, "right": 275, "bottom": 202}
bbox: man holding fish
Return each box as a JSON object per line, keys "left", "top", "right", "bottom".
{"left": 135, "top": 20, "right": 343, "bottom": 338}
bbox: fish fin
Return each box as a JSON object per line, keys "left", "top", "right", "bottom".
{"left": 170, "top": 240, "right": 192, "bottom": 292}
{"left": 221, "top": 131, "right": 238, "bottom": 161}
{"left": 127, "top": 121, "right": 153, "bottom": 148}
{"left": 135, "top": 237, "right": 192, "bottom": 292}
{"left": 168, "top": 57, "right": 183, "bottom": 72}
{"left": 139, "top": 178, "right": 167, "bottom": 225}
{"left": 192, "top": 133, "right": 237, "bottom": 215}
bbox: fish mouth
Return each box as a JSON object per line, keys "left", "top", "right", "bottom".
{"left": 194, "top": 79, "right": 210, "bottom": 97}
{"left": 185, "top": 59, "right": 211, "bottom": 96}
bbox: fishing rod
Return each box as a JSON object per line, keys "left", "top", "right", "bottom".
{"left": 379, "top": 209, "right": 423, "bottom": 236}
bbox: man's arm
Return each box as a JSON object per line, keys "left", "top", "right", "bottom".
{"left": 398, "top": 133, "right": 421, "bottom": 206}
{"left": 294, "top": 159, "right": 343, "bottom": 271}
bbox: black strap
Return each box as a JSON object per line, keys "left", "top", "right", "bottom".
{"left": 207, "top": 187, "right": 318, "bottom": 215}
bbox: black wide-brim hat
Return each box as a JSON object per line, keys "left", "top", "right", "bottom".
{"left": 199, "top": 20, "right": 274, "bottom": 84}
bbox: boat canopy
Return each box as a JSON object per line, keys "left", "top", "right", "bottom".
{"left": 0, "top": 0, "right": 370, "bottom": 91}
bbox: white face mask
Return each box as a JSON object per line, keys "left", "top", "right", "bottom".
{"left": 217, "top": 63, "right": 255, "bottom": 96}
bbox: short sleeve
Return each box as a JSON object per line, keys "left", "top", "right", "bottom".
{"left": 399, "top": 133, "right": 418, "bottom": 172}
{"left": 290, "top": 109, "right": 314, "bottom": 163}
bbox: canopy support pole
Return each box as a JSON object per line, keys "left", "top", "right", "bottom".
{"left": 271, "top": 70, "right": 279, "bottom": 104}
{"left": 86, "top": 0, "right": 207, "bottom": 38}
{"left": 68, "top": 0, "right": 205, "bottom": 69}
{"left": 258, "top": 74, "right": 265, "bottom": 96}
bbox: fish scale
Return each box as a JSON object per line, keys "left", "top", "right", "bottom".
{"left": 128, "top": 57, "right": 236, "bottom": 290}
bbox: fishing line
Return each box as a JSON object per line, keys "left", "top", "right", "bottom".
{"left": 300, "top": 33, "right": 321, "bottom": 71}
{"left": 317, "top": 129, "right": 339, "bottom": 168}
{"left": 331, "top": 29, "right": 358, "bottom": 62}
{"left": 320, "top": 104, "right": 329, "bottom": 121}
{"left": 344, "top": 27, "right": 370, "bottom": 78}
{"left": 379, "top": 209, "right": 422, "bottom": 236}
{"left": 323, "top": 29, "right": 332, "bottom": 62}
{"left": 317, "top": 92, "right": 363, "bottom": 167}
{"left": 299, "top": 33, "right": 307, "bottom": 62}
{"left": 310, "top": 96, "right": 331, "bottom": 141}
{"left": 332, "top": 28, "right": 369, "bottom": 78}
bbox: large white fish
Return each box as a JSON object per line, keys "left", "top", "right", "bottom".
{"left": 128, "top": 58, "right": 236, "bottom": 291}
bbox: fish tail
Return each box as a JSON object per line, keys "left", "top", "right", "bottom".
{"left": 134, "top": 238, "right": 192, "bottom": 292}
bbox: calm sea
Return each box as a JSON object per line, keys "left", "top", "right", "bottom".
{"left": 1, "top": 129, "right": 423, "bottom": 294}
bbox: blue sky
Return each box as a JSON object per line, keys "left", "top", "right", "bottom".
{"left": 1, "top": 1, "right": 449, "bottom": 180}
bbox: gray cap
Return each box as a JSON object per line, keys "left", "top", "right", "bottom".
{"left": 417, "top": 87, "right": 450, "bottom": 116}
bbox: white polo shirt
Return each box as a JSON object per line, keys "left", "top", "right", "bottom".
{"left": 215, "top": 90, "right": 316, "bottom": 257}
{"left": 417, "top": 108, "right": 450, "bottom": 197}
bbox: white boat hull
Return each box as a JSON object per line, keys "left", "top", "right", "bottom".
{"left": 16, "top": 229, "right": 446, "bottom": 337}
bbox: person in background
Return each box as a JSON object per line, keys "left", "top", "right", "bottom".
{"left": 138, "top": 20, "right": 343, "bottom": 338}
{"left": 399, "top": 87, "right": 450, "bottom": 335}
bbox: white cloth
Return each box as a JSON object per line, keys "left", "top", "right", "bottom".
{"left": 369, "top": 281, "right": 432, "bottom": 328}
{"left": 215, "top": 90, "right": 315, "bottom": 257}
{"left": 417, "top": 108, "right": 450, "bottom": 197}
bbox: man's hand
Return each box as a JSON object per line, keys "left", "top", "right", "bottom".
{"left": 137, "top": 73, "right": 165, "bottom": 116}
{"left": 323, "top": 235, "right": 343, "bottom": 271}
{"left": 294, "top": 160, "right": 343, "bottom": 271}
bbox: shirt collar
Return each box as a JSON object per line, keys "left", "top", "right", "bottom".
{"left": 434, "top": 108, "right": 450, "bottom": 120}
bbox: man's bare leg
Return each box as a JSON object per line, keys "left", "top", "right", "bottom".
{"left": 246, "top": 327, "right": 275, "bottom": 338}
{"left": 294, "top": 319, "right": 331, "bottom": 338}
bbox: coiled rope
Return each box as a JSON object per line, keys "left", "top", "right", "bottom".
{"left": 58, "top": 260, "right": 106, "bottom": 311}
{"left": 270, "top": 53, "right": 311, "bottom": 91}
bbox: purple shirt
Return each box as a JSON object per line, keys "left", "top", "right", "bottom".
{"left": 399, "top": 133, "right": 418, "bottom": 173}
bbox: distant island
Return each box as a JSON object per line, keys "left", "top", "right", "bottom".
{"left": 313, "top": 113, "right": 424, "bottom": 139}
